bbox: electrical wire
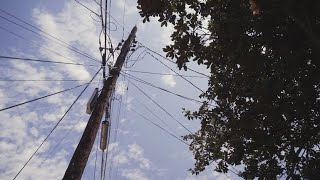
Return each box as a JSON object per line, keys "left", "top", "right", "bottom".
{"left": 121, "top": 0, "right": 127, "bottom": 40}
{"left": 125, "top": 49, "right": 147, "bottom": 68}
{"left": 12, "top": 68, "right": 101, "bottom": 180}
{"left": 133, "top": 97, "right": 179, "bottom": 135}
{"left": 86, "top": 8, "right": 211, "bottom": 78}
{"left": 103, "top": 0, "right": 108, "bottom": 79}
{"left": 121, "top": 72, "right": 208, "bottom": 106}
{"left": 0, "top": 79, "right": 92, "bottom": 82}
{"left": 101, "top": 150, "right": 106, "bottom": 180}
{"left": 102, "top": 92, "right": 114, "bottom": 180}
{"left": 105, "top": 92, "right": 116, "bottom": 180}
{"left": 0, "top": 55, "right": 99, "bottom": 67}
{"left": 38, "top": 77, "right": 97, "bottom": 168}
{"left": 93, "top": 118, "right": 101, "bottom": 180}
{"left": 74, "top": 0, "right": 100, "bottom": 17}
{"left": 0, "top": 8, "right": 100, "bottom": 62}
{"left": 0, "top": 83, "right": 87, "bottom": 112}
{"left": 125, "top": 69, "right": 207, "bottom": 78}
{"left": 142, "top": 45, "right": 210, "bottom": 78}
{"left": 39, "top": 113, "right": 87, "bottom": 167}
{"left": 112, "top": 68, "right": 130, "bottom": 179}
{"left": 115, "top": 99, "right": 189, "bottom": 146}
{"left": 0, "top": 13, "right": 101, "bottom": 63}
{"left": 94, "top": 73, "right": 104, "bottom": 180}
{"left": 127, "top": 79, "right": 193, "bottom": 134}
{"left": 147, "top": 52, "right": 205, "bottom": 93}
{"left": 108, "top": 0, "right": 112, "bottom": 46}
{"left": 0, "top": 26, "right": 96, "bottom": 68}
{"left": 107, "top": 98, "right": 122, "bottom": 180}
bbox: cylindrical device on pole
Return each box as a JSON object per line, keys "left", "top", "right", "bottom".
{"left": 100, "top": 120, "right": 109, "bottom": 150}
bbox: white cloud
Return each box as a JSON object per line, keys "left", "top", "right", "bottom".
{"left": 0, "top": 1, "right": 104, "bottom": 179}
{"left": 116, "top": 80, "right": 127, "bottom": 95}
{"left": 113, "top": 151, "right": 129, "bottom": 165}
{"left": 121, "top": 169, "right": 148, "bottom": 180}
{"left": 161, "top": 74, "right": 177, "bottom": 88}
{"left": 111, "top": 143, "right": 151, "bottom": 170}
{"left": 32, "top": 1, "right": 100, "bottom": 81}
{"left": 115, "top": 0, "right": 138, "bottom": 16}
{"left": 125, "top": 96, "right": 134, "bottom": 111}
{"left": 128, "top": 143, "right": 151, "bottom": 169}
{"left": 74, "top": 121, "right": 88, "bottom": 132}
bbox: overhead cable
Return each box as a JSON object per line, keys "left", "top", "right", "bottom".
{"left": 147, "top": 52, "right": 205, "bottom": 93}
{"left": 0, "top": 79, "right": 92, "bottom": 82}
{"left": 127, "top": 79, "right": 193, "bottom": 134}
{"left": 121, "top": 72, "right": 211, "bottom": 106}
{"left": 115, "top": 99, "right": 189, "bottom": 146}
{"left": 0, "top": 13, "right": 100, "bottom": 63}
{"left": 74, "top": 0, "right": 100, "bottom": 17}
{"left": 0, "top": 26, "right": 96, "bottom": 67}
{"left": 12, "top": 68, "right": 101, "bottom": 180}
{"left": 125, "top": 69, "right": 207, "bottom": 78}
{"left": 0, "top": 83, "right": 88, "bottom": 112}
{"left": 142, "top": 46, "right": 210, "bottom": 78}
{"left": 85, "top": 8, "right": 210, "bottom": 78}
{"left": 0, "top": 55, "right": 99, "bottom": 67}
{"left": 39, "top": 113, "right": 87, "bottom": 167}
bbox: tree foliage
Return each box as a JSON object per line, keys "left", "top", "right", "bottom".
{"left": 138, "top": 0, "right": 320, "bottom": 179}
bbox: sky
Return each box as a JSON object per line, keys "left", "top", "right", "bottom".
{"left": 0, "top": 1, "right": 241, "bottom": 179}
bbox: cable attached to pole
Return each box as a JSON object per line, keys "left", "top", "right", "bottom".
{"left": 128, "top": 80, "right": 194, "bottom": 134}
{"left": 12, "top": 68, "right": 101, "bottom": 180}
{"left": 0, "top": 55, "right": 99, "bottom": 67}
{"left": 0, "top": 83, "right": 88, "bottom": 112}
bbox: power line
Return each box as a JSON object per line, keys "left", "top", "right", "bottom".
{"left": 142, "top": 46, "right": 210, "bottom": 78}
{"left": 0, "top": 12, "right": 101, "bottom": 63}
{"left": 93, "top": 117, "right": 100, "bottom": 180}
{"left": 12, "top": 68, "right": 101, "bottom": 180}
{"left": 0, "top": 26, "right": 96, "bottom": 67}
{"left": 115, "top": 99, "right": 189, "bottom": 146}
{"left": 121, "top": 72, "right": 209, "bottom": 106}
{"left": 147, "top": 52, "right": 205, "bottom": 93}
{"left": 84, "top": 8, "right": 210, "bottom": 78}
{"left": 108, "top": 94, "right": 122, "bottom": 180}
{"left": 74, "top": 0, "right": 100, "bottom": 17}
{"left": 0, "top": 55, "right": 99, "bottom": 67}
{"left": 102, "top": 92, "right": 113, "bottom": 180}
{"left": 0, "top": 83, "right": 88, "bottom": 112}
{"left": 39, "top": 113, "right": 87, "bottom": 167}
{"left": 125, "top": 69, "right": 207, "bottom": 78}
{"left": 0, "top": 79, "right": 92, "bottom": 82}
{"left": 133, "top": 97, "right": 180, "bottom": 137}
{"left": 112, "top": 70, "right": 129, "bottom": 179}
{"left": 127, "top": 79, "right": 193, "bottom": 134}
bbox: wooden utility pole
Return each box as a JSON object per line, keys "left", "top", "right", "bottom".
{"left": 63, "top": 26, "right": 137, "bottom": 180}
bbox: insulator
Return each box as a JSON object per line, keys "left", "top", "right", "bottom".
{"left": 100, "top": 121, "right": 109, "bottom": 151}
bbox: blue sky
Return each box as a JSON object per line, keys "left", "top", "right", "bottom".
{"left": 0, "top": 1, "right": 241, "bottom": 179}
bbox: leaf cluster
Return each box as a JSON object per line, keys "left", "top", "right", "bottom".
{"left": 138, "top": 0, "right": 320, "bottom": 179}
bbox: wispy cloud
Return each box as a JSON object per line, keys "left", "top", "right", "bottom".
{"left": 161, "top": 74, "right": 177, "bottom": 88}
{"left": 122, "top": 169, "right": 148, "bottom": 180}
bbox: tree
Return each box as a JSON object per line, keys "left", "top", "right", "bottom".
{"left": 137, "top": 0, "right": 320, "bottom": 179}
